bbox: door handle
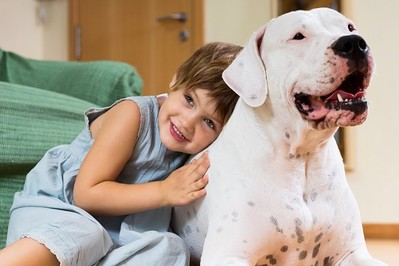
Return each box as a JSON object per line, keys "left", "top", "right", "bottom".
{"left": 157, "top": 12, "right": 187, "bottom": 23}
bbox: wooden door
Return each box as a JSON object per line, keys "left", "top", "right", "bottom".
{"left": 69, "top": 0, "right": 203, "bottom": 96}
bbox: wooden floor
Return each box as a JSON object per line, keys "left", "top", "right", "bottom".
{"left": 366, "top": 239, "right": 399, "bottom": 265}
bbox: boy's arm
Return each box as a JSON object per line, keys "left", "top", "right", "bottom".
{"left": 73, "top": 100, "right": 208, "bottom": 216}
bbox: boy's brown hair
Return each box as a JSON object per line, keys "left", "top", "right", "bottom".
{"left": 170, "top": 42, "right": 243, "bottom": 125}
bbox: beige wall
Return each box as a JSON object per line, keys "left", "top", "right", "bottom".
{"left": 0, "top": 0, "right": 397, "bottom": 223}
{"left": 342, "top": 0, "right": 399, "bottom": 223}
{"left": 0, "top": 0, "right": 43, "bottom": 59}
{"left": 204, "top": 0, "right": 276, "bottom": 45}
{"left": 0, "top": 0, "right": 68, "bottom": 60}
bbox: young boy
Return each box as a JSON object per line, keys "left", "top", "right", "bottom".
{"left": 0, "top": 42, "right": 242, "bottom": 266}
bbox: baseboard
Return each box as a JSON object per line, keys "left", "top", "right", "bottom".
{"left": 363, "top": 223, "right": 399, "bottom": 239}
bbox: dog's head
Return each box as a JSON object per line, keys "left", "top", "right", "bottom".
{"left": 223, "top": 8, "right": 375, "bottom": 130}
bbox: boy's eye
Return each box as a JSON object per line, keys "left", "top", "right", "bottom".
{"left": 184, "top": 95, "right": 194, "bottom": 106}
{"left": 204, "top": 118, "right": 215, "bottom": 129}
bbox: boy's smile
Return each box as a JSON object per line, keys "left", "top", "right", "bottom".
{"left": 170, "top": 121, "right": 189, "bottom": 142}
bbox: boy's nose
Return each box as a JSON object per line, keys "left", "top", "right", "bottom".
{"left": 181, "top": 112, "right": 197, "bottom": 133}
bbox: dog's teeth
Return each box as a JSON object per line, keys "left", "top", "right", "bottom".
{"left": 337, "top": 93, "right": 344, "bottom": 102}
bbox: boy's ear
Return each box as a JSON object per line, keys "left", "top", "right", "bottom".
{"left": 222, "top": 25, "right": 268, "bottom": 107}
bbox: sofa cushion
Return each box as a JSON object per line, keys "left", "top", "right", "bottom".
{"left": 0, "top": 174, "right": 25, "bottom": 248}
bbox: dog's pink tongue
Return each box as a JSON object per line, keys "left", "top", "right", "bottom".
{"left": 307, "top": 101, "right": 329, "bottom": 120}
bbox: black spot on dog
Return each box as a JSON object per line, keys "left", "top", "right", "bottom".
{"left": 311, "top": 190, "right": 318, "bottom": 201}
{"left": 231, "top": 211, "right": 238, "bottom": 222}
{"left": 295, "top": 218, "right": 303, "bottom": 226}
{"left": 270, "top": 216, "right": 283, "bottom": 233}
{"left": 346, "top": 222, "right": 352, "bottom": 231}
{"left": 247, "top": 201, "right": 255, "bottom": 207}
{"left": 286, "top": 204, "right": 294, "bottom": 210}
{"left": 265, "top": 254, "right": 277, "bottom": 265}
{"left": 323, "top": 256, "right": 333, "bottom": 266}
{"left": 312, "top": 243, "right": 321, "bottom": 258}
{"left": 303, "top": 193, "right": 308, "bottom": 203}
{"left": 281, "top": 245, "right": 288, "bottom": 252}
{"left": 296, "top": 226, "right": 305, "bottom": 243}
{"left": 299, "top": 250, "right": 308, "bottom": 260}
{"left": 315, "top": 232, "right": 324, "bottom": 243}
{"left": 270, "top": 216, "right": 278, "bottom": 226}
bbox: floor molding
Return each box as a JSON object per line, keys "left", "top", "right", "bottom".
{"left": 363, "top": 223, "right": 399, "bottom": 239}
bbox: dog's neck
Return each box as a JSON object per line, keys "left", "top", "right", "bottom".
{"left": 285, "top": 124, "right": 338, "bottom": 158}
{"left": 228, "top": 99, "right": 338, "bottom": 160}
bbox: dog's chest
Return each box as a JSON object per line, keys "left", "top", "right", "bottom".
{"left": 253, "top": 176, "right": 355, "bottom": 265}
{"left": 255, "top": 227, "right": 345, "bottom": 266}
{"left": 207, "top": 157, "right": 354, "bottom": 265}
{"left": 254, "top": 197, "right": 347, "bottom": 265}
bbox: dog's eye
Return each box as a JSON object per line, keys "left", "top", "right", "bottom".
{"left": 348, "top": 24, "right": 356, "bottom": 32}
{"left": 293, "top": 32, "right": 305, "bottom": 40}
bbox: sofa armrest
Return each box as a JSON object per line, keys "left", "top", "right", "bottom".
{"left": 0, "top": 49, "right": 143, "bottom": 106}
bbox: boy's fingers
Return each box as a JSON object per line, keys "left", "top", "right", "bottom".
{"left": 196, "top": 152, "right": 210, "bottom": 169}
{"left": 192, "top": 175, "right": 208, "bottom": 190}
{"left": 192, "top": 162, "right": 209, "bottom": 181}
{"left": 186, "top": 153, "right": 209, "bottom": 173}
{"left": 189, "top": 188, "right": 207, "bottom": 201}
{"left": 193, "top": 152, "right": 209, "bottom": 164}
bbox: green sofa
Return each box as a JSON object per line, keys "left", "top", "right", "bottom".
{"left": 0, "top": 49, "right": 143, "bottom": 248}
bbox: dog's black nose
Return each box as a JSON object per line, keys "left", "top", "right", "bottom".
{"left": 332, "top": 35, "right": 369, "bottom": 60}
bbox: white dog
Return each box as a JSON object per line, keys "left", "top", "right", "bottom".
{"left": 172, "top": 7, "right": 386, "bottom": 266}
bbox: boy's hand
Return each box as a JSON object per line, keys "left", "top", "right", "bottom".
{"left": 161, "top": 152, "right": 210, "bottom": 207}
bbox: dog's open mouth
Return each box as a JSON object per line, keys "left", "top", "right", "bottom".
{"left": 294, "top": 71, "right": 368, "bottom": 126}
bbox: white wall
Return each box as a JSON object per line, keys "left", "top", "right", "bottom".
{"left": 0, "top": 0, "right": 398, "bottom": 223}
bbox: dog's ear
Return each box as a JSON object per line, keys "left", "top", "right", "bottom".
{"left": 222, "top": 25, "right": 267, "bottom": 107}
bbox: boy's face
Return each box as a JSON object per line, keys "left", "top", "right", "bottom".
{"left": 158, "top": 88, "right": 223, "bottom": 154}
